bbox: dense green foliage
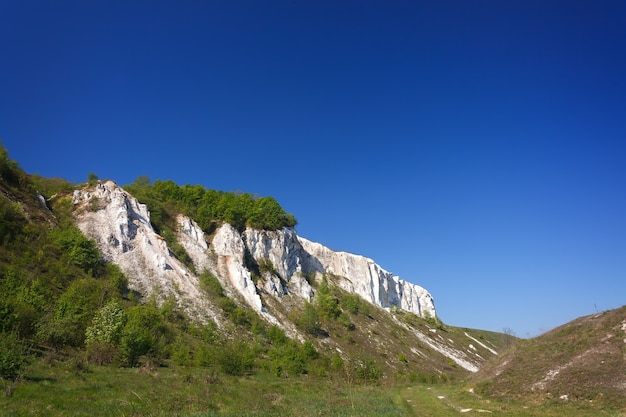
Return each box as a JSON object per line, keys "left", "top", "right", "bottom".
{"left": 124, "top": 176, "right": 297, "bottom": 234}
{"left": 297, "top": 276, "right": 369, "bottom": 337}
{"left": 0, "top": 145, "right": 130, "bottom": 381}
{"left": 0, "top": 332, "right": 29, "bottom": 381}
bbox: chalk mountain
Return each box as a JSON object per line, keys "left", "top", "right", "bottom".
{"left": 70, "top": 180, "right": 504, "bottom": 375}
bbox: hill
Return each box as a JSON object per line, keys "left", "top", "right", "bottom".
{"left": 0, "top": 143, "right": 514, "bottom": 388}
{"left": 471, "top": 305, "right": 626, "bottom": 408}
{"left": 2, "top": 142, "right": 624, "bottom": 415}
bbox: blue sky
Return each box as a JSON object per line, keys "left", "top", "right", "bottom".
{"left": 2, "top": 1, "right": 625, "bottom": 337}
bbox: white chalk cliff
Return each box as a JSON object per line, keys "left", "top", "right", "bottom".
{"left": 72, "top": 181, "right": 436, "bottom": 327}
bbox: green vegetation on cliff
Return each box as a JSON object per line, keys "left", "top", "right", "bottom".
{"left": 124, "top": 176, "right": 297, "bottom": 235}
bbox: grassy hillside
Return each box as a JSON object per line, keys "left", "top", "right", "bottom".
{"left": 1, "top": 361, "right": 622, "bottom": 416}
{"left": 2, "top": 143, "right": 623, "bottom": 415}
{"left": 471, "top": 305, "right": 626, "bottom": 410}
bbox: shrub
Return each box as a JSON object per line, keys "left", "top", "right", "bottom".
{"left": 199, "top": 271, "right": 224, "bottom": 298}
{"left": 216, "top": 341, "right": 255, "bottom": 376}
{"left": 0, "top": 196, "right": 25, "bottom": 244}
{"left": 298, "top": 303, "right": 324, "bottom": 337}
{"left": 51, "top": 227, "right": 105, "bottom": 276}
{"left": 170, "top": 336, "right": 193, "bottom": 366}
{"left": 38, "top": 278, "right": 113, "bottom": 347}
{"left": 0, "top": 332, "right": 30, "bottom": 381}
{"left": 266, "top": 325, "right": 288, "bottom": 345}
{"left": 120, "top": 305, "right": 168, "bottom": 367}
{"left": 257, "top": 258, "right": 278, "bottom": 276}
{"left": 268, "top": 340, "right": 319, "bottom": 377}
{"left": 85, "top": 301, "right": 126, "bottom": 347}
{"left": 340, "top": 293, "right": 363, "bottom": 315}
{"left": 354, "top": 357, "right": 382, "bottom": 383}
{"left": 315, "top": 278, "right": 340, "bottom": 321}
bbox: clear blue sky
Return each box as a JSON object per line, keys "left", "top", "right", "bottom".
{"left": 2, "top": 1, "right": 625, "bottom": 337}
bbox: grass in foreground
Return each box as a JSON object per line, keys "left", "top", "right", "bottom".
{"left": 397, "top": 384, "right": 625, "bottom": 417}
{"left": 1, "top": 359, "right": 624, "bottom": 416}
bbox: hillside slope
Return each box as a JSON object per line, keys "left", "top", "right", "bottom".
{"left": 1, "top": 142, "right": 514, "bottom": 383}
{"left": 471, "top": 305, "right": 626, "bottom": 408}
{"left": 71, "top": 180, "right": 509, "bottom": 377}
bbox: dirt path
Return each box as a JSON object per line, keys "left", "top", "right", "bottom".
{"left": 398, "top": 386, "right": 493, "bottom": 416}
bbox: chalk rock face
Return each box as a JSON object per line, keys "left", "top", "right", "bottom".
{"left": 244, "top": 228, "right": 314, "bottom": 301}
{"left": 72, "top": 181, "right": 436, "bottom": 325}
{"left": 210, "top": 224, "right": 271, "bottom": 319}
{"left": 72, "top": 181, "right": 215, "bottom": 322}
{"left": 176, "top": 214, "right": 212, "bottom": 274}
{"left": 298, "top": 237, "right": 436, "bottom": 318}
{"left": 237, "top": 227, "right": 435, "bottom": 318}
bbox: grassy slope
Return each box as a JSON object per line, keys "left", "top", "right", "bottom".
{"left": 260, "top": 276, "right": 516, "bottom": 383}
{"left": 2, "top": 148, "right": 623, "bottom": 416}
{"left": 471, "top": 305, "right": 626, "bottom": 411}
{"left": 2, "top": 359, "right": 623, "bottom": 417}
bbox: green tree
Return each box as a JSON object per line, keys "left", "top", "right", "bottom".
{"left": 120, "top": 304, "right": 168, "bottom": 366}
{"left": 0, "top": 143, "right": 23, "bottom": 187}
{"left": 247, "top": 196, "right": 286, "bottom": 230}
{"left": 87, "top": 172, "right": 99, "bottom": 185}
{"left": 0, "top": 332, "right": 30, "bottom": 381}
{"left": 298, "top": 303, "right": 324, "bottom": 337}
{"left": 38, "top": 278, "right": 113, "bottom": 347}
{"left": 85, "top": 301, "right": 126, "bottom": 365}
{"left": 52, "top": 226, "right": 105, "bottom": 276}
{"left": 0, "top": 196, "right": 25, "bottom": 244}
{"left": 85, "top": 301, "right": 126, "bottom": 346}
{"left": 315, "top": 277, "right": 340, "bottom": 321}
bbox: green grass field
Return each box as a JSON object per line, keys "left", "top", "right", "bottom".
{"left": 1, "top": 359, "right": 624, "bottom": 417}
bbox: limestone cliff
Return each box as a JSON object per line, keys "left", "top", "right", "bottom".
{"left": 73, "top": 181, "right": 436, "bottom": 325}
{"left": 72, "top": 181, "right": 218, "bottom": 323}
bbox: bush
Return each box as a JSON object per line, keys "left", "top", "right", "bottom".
{"left": 354, "top": 357, "right": 382, "bottom": 383}
{"left": 0, "top": 332, "right": 30, "bottom": 381}
{"left": 85, "top": 301, "right": 126, "bottom": 347}
{"left": 215, "top": 341, "right": 255, "bottom": 376}
{"left": 266, "top": 325, "right": 288, "bottom": 345}
{"left": 340, "top": 293, "right": 367, "bottom": 315}
{"left": 51, "top": 227, "right": 105, "bottom": 276}
{"left": 0, "top": 196, "right": 25, "bottom": 244}
{"left": 120, "top": 305, "right": 168, "bottom": 367}
{"left": 268, "top": 340, "right": 319, "bottom": 377}
{"left": 315, "top": 278, "right": 340, "bottom": 321}
{"left": 298, "top": 303, "right": 324, "bottom": 337}
{"left": 199, "top": 271, "right": 225, "bottom": 298}
{"left": 170, "top": 336, "right": 193, "bottom": 366}
{"left": 38, "top": 278, "right": 114, "bottom": 347}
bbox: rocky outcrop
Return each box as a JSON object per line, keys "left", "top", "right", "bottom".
{"left": 72, "top": 181, "right": 217, "bottom": 323}
{"left": 242, "top": 228, "right": 435, "bottom": 318}
{"left": 244, "top": 228, "right": 314, "bottom": 301}
{"left": 72, "top": 181, "right": 436, "bottom": 327}
{"left": 298, "top": 238, "right": 436, "bottom": 318}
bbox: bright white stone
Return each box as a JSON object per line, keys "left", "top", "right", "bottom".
{"left": 73, "top": 181, "right": 437, "bottom": 332}
{"left": 298, "top": 237, "right": 436, "bottom": 318}
{"left": 73, "top": 181, "right": 216, "bottom": 323}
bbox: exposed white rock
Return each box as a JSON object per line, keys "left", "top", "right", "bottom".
{"left": 211, "top": 224, "right": 280, "bottom": 325}
{"left": 72, "top": 181, "right": 436, "bottom": 333}
{"left": 465, "top": 332, "right": 498, "bottom": 355}
{"left": 244, "top": 228, "right": 314, "bottom": 301}
{"left": 242, "top": 229, "right": 435, "bottom": 318}
{"left": 410, "top": 324, "right": 479, "bottom": 372}
{"left": 176, "top": 215, "right": 213, "bottom": 274}
{"left": 298, "top": 237, "right": 436, "bottom": 318}
{"left": 72, "top": 181, "right": 216, "bottom": 323}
